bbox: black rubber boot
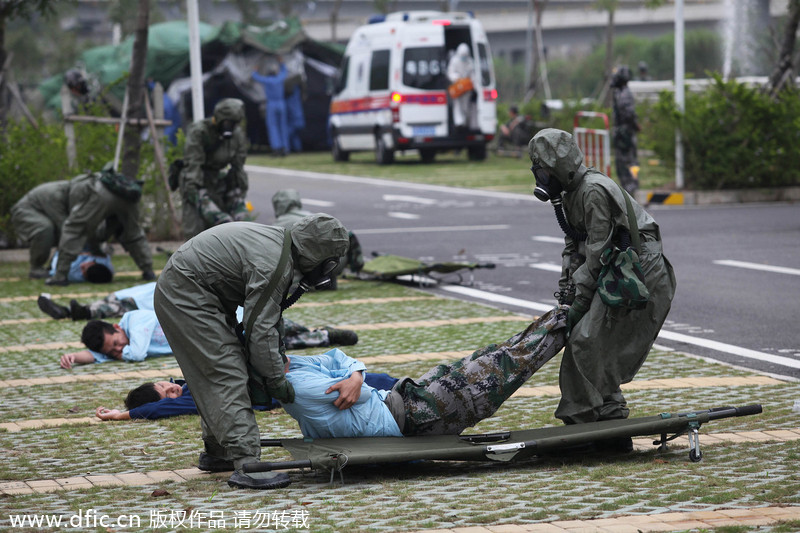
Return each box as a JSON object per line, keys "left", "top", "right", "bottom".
{"left": 325, "top": 328, "right": 358, "bottom": 346}
{"left": 198, "top": 452, "right": 234, "bottom": 472}
{"left": 69, "top": 300, "right": 91, "bottom": 321}
{"left": 227, "top": 470, "right": 291, "bottom": 490}
{"left": 37, "top": 295, "right": 70, "bottom": 319}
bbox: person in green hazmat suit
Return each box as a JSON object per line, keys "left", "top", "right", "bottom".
{"left": 11, "top": 180, "right": 73, "bottom": 279}
{"left": 179, "top": 98, "right": 251, "bottom": 239}
{"left": 528, "top": 128, "right": 676, "bottom": 450}
{"left": 45, "top": 168, "right": 154, "bottom": 286}
{"left": 153, "top": 215, "right": 350, "bottom": 490}
{"left": 272, "top": 188, "right": 364, "bottom": 276}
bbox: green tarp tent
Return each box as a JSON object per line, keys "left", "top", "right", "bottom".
{"left": 38, "top": 18, "right": 343, "bottom": 149}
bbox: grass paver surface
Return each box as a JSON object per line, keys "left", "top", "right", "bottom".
{"left": 0, "top": 246, "right": 797, "bottom": 532}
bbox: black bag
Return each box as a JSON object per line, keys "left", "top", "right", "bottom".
{"left": 167, "top": 159, "right": 184, "bottom": 192}
{"left": 98, "top": 168, "right": 143, "bottom": 202}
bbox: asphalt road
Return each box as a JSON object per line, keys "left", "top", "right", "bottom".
{"left": 246, "top": 164, "right": 800, "bottom": 380}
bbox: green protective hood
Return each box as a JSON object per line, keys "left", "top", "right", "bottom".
{"left": 213, "top": 98, "right": 245, "bottom": 123}
{"left": 272, "top": 189, "right": 303, "bottom": 218}
{"left": 528, "top": 128, "right": 589, "bottom": 192}
{"left": 291, "top": 214, "right": 349, "bottom": 273}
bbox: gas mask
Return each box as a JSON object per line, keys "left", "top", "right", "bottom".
{"left": 531, "top": 162, "right": 562, "bottom": 203}
{"left": 281, "top": 257, "right": 341, "bottom": 311}
{"left": 218, "top": 119, "right": 237, "bottom": 139}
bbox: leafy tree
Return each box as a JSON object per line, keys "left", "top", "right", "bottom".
{"left": 0, "top": 0, "right": 58, "bottom": 125}
{"left": 768, "top": 0, "right": 800, "bottom": 96}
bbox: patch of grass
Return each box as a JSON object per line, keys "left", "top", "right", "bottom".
{"left": 248, "top": 150, "right": 672, "bottom": 194}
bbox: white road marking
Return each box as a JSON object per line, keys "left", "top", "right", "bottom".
{"left": 301, "top": 198, "right": 335, "bottom": 207}
{"left": 357, "top": 224, "right": 510, "bottom": 235}
{"left": 530, "top": 263, "right": 563, "bottom": 273}
{"left": 440, "top": 286, "right": 800, "bottom": 370}
{"left": 532, "top": 236, "right": 564, "bottom": 244}
{"left": 382, "top": 194, "right": 438, "bottom": 205}
{"left": 713, "top": 260, "right": 800, "bottom": 276}
{"left": 387, "top": 212, "right": 421, "bottom": 220}
{"left": 441, "top": 286, "right": 554, "bottom": 313}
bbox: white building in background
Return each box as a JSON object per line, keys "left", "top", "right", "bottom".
{"left": 72, "top": 0, "right": 787, "bottom": 70}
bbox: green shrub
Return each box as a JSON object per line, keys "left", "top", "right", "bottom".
{"left": 649, "top": 75, "right": 800, "bottom": 189}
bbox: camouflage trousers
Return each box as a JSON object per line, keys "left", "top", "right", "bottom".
{"left": 400, "top": 305, "right": 568, "bottom": 436}
{"left": 283, "top": 318, "right": 330, "bottom": 349}
{"left": 88, "top": 295, "right": 139, "bottom": 319}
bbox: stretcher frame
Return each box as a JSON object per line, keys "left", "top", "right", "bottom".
{"left": 246, "top": 404, "right": 762, "bottom": 484}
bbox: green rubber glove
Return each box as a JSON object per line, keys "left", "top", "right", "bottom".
{"left": 267, "top": 378, "right": 295, "bottom": 404}
{"left": 567, "top": 298, "right": 590, "bottom": 336}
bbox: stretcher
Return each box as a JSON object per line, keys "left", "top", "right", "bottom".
{"left": 359, "top": 253, "right": 495, "bottom": 286}
{"left": 246, "top": 404, "right": 762, "bottom": 483}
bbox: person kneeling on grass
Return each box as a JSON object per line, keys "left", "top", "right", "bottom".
{"left": 60, "top": 309, "right": 359, "bottom": 369}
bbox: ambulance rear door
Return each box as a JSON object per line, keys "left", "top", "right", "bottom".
{"left": 393, "top": 24, "right": 450, "bottom": 141}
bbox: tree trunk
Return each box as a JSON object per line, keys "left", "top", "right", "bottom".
{"left": 768, "top": 0, "right": 800, "bottom": 97}
{"left": 120, "top": 0, "right": 149, "bottom": 180}
{"left": 0, "top": 17, "right": 7, "bottom": 127}
{"left": 330, "top": 0, "right": 343, "bottom": 42}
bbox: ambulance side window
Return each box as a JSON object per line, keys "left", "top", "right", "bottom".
{"left": 369, "top": 50, "right": 390, "bottom": 91}
{"left": 335, "top": 56, "right": 350, "bottom": 94}
{"left": 403, "top": 47, "right": 448, "bottom": 90}
{"left": 478, "top": 43, "right": 492, "bottom": 86}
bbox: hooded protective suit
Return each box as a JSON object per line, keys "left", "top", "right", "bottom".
{"left": 272, "top": 189, "right": 365, "bottom": 275}
{"left": 611, "top": 66, "right": 640, "bottom": 194}
{"left": 180, "top": 98, "right": 250, "bottom": 239}
{"left": 447, "top": 43, "right": 477, "bottom": 129}
{"left": 153, "top": 217, "right": 349, "bottom": 473}
{"left": 46, "top": 170, "right": 153, "bottom": 285}
{"left": 528, "top": 129, "right": 676, "bottom": 424}
{"left": 11, "top": 180, "right": 72, "bottom": 277}
{"left": 271, "top": 188, "right": 313, "bottom": 229}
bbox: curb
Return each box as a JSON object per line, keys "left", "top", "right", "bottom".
{"left": 638, "top": 186, "right": 800, "bottom": 206}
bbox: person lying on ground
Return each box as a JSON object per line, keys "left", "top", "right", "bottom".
{"left": 59, "top": 309, "right": 358, "bottom": 369}
{"left": 98, "top": 307, "right": 564, "bottom": 481}
{"left": 39, "top": 281, "right": 357, "bottom": 354}
{"left": 278, "top": 305, "right": 566, "bottom": 439}
{"left": 95, "top": 373, "right": 401, "bottom": 422}
{"left": 49, "top": 251, "right": 114, "bottom": 284}
{"left": 39, "top": 281, "right": 157, "bottom": 321}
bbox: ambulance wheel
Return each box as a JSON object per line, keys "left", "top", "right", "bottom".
{"left": 419, "top": 148, "right": 436, "bottom": 164}
{"left": 375, "top": 136, "right": 394, "bottom": 165}
{"left": 689, "top": 449, "right": 702, "bottom": 462}
{"left": 332, "top": 136, "right": 350, "bottom": 162}
{"left": 468, "top": 143, "right": 487, "bottom": 161}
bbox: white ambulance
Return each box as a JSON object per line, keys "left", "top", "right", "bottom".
{"left": 329, "top": 10, "right": 497, "bottom": 164}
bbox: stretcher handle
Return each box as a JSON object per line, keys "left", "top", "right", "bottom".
{"left": 680, "top": 404, "right": 762, "bottom": 421}
{"left": 243, "top": 460, "right": 312, "bottom": 473}
{"left": 260, "top": 438, "right": 284, "bottom": 447}
{"left": 705, "top": 404, "right": 762, "bottom": 420}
